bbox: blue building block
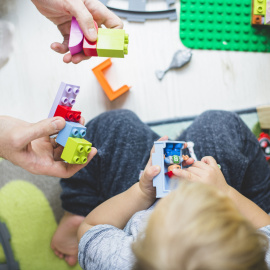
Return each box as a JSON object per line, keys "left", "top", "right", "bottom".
{"left": 56, "top": 121, "right": 86, "bottom": 147}
{"left": 152, "top": 140, "right": 186, "bottom": 198}
{"left": 48, "top": 82, "right": 80, "bottom": 118}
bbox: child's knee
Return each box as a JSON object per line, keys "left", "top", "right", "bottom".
{"left": 198, "top": 110, "right": 240, "bottom": 126}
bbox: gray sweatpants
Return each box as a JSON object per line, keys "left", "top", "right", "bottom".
{"left": 60, "top": 109, "right": 270, "bottom": 215}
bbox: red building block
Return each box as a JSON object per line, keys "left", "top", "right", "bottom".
{"left": 83, "top": 21, "right": 99, "bottom": 57}
{"left": 54, "top": 105, "right": 81, "bottom": 122}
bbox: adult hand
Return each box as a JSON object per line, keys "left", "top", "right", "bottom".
{"left": 139, "top": 136, "right": 194, "bottom": 200}
{"left": 173, "top": 156, "right": 230, "bottom": 194}
{"left": 0, "top": 116, "right": 97, "bottom": 177}
{"left": 31, "top": 0, "right": 123, "bottom": 64}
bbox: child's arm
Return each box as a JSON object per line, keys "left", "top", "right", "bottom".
{"left": 77, "top": 172, "right": 158, "bottom": 240}
{"left": 174, "top": 156, "right": 270, "bottom": 229}
{"left": 78, "top": 136, "right": 169, "bottom": 241}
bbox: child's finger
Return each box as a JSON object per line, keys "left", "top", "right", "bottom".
{"left": 191, "top": 160, "right": 211, "bottom": 170}
{"left": 201, "top": 156, "right": 218, "bottom": 167}
{"left": 184, "top": 166, "right": 206, "bottom": 178}
{"left": 141, "top": 165, "right": 161, "bottom": 182}
{"left": 182, "top": 157, "right": 194, "bottom": 167}
{"left": 172, "top": 168, "right": 199, "bottom": 182}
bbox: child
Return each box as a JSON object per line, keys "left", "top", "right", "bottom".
{"left": 77, "top": 144, "right": 270, "bottom": 270}
{"left": 51, "top": 109, "right": 270, "bottom": 266}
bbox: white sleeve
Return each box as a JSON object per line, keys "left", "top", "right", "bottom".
{"left": 259, "top": 225, "right": 270, "bottom": 269}
{"left": 78, "top": 224, "right": 135, "bottom": 270}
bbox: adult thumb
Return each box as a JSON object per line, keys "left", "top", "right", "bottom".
{"left": 65, "top": 0, "right": 97, "bottom": 42}
{"left": 21, "top": 117, "right": 66, "bottom": 145}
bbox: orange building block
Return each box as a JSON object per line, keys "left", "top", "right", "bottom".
{"left": 92, "top": 58, "right": 131, "bottom": 101}
{"left": 252, "top": 14, "right": 263, "bottom": 25}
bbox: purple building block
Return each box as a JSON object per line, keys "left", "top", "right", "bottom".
{"left": 68, "top": 17, "right": 84, "bottom": 55}
{"left": 56, "top": 121, "right": 86, "bottom": 147}
{"left": 48, "top": 82, "right": 80, "bottom": 118}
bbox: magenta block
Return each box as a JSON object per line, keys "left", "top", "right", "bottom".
{"left": 48, "top": 82, "right": 80, "bottom": 118}
{"left": 68, "top": 17, "right": 84, "bottom": 55}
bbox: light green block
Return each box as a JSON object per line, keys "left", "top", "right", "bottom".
{"left": 254, "top": 0, "right": 266, "bottom": 15}
{"left": 97, "top": 28, "right": 129, "bottom": 58}
{"left": 61, "top": 137, "right": 92, "bottom": 164}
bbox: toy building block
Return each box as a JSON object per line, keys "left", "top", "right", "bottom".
{"left": 69, "top": 17, "right": 129, "bottom": 58}
{"left": 92, "top": 58, "right": 131, "bottom": 101}
{"left": 56, "top": 121, "right": 86, "bottom": 147}
{"left": 257, "top": 105, "right": 270, "bottom": 129}
{"left": 96, "top": 28, "right": 129, "bottom": 58}
{"left": 253, "top": 0, "right": 266, "bottom": 15}
{"left": 152, "top": 140, "right": 186, "bottom": 198}
{"left": 258, "top": 132, "right": 270, "bottom": 160}
{"left": 69, "top": 17, "right": 84, "bottom": 55}
{"left": 251, "top": 0, "right": 270, "bottom": 25}
{"left": 48, "top": 82, "right": 80, "bottom": 118}
{"left": 83, "top": 21, "right": 99, "bottom": 57}
{"left": 252, "top": 14, "right": 263, "bottom": 24}
{"left": 54, "top": 105, "right": 81, "bottom": 122}
{"left": 61, "top": 137, "right": 92, "bottom": 164}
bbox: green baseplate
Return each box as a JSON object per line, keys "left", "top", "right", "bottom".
{"left": 179, "top": 0, "right": 270, "bottom": 52}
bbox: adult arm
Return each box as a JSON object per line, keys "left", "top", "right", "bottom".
{"left": 0, "top": 115, "right": 97, "bottom": 177}
{"left": 31, "top": 0, "right": 123, "bottom": 64}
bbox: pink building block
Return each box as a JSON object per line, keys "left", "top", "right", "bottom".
{"left": 83, "top": 21, "right": 99, "bottom": 57}
{"left": 48, "top": 82, "right": 80, "bottom": 118}
{"left": 68, "top": 17, "right": 84, "bottom": 55}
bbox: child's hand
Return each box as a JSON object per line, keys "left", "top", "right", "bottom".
{"left": 173, "top": 156, "right": 230, "bottom": 194}
{"left": 139, "top": 136, "right": 169, "bottom": 201}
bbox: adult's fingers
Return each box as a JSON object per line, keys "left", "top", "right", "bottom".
{"left": 49, "top": 147, "right": 97, "bottom": 178}
{"left": 51, "top": 22, "right": 70, "bottom": 54}
{"left": 63, "top": 0, "right": 97, "bottom": 42}
{"left": 85, "top": 0, "right": 123, "bottom": 29}
{"left": 63, "top": 52, "right": 91, "bottom": 64}
{"left": 20, "top": 117, "right": 66, "bottom": 148}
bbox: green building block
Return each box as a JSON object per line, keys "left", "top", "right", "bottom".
{"left": 61, "top": 137, "right": 92, "bottom": 164}
{"left": 180, "top": 0, "right": 270, "bottom": 52}
{"left": 97, "top": 28, "right": 129, "bottom": 58}
{"left": 253, "top": 0, "right": 266, "bottom": 15}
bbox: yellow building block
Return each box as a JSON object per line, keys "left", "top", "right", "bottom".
{"left": 61, "top": 137, "right": 92, "bottom": 164}
{"left": 97, "top": 28, "right": 129, "bottom": 58}
{"left": 253, "top": 0, "right": 266, "bottom": 15}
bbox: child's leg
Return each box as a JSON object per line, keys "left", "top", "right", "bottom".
{"left": 177, "top": 110, "right": 270, "bottom": 213}
{"left": 60, "top": 109, "right": 160, "bottom": 216}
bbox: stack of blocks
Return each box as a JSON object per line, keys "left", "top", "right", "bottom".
{"left": 48, "top": 82, "right": 92, "bottom": 164}
{"left": 68, "top": 17, "right": 129, "bottom": 58}
{"left": 252, "top": 0, "right": 270, "bottom": 25}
